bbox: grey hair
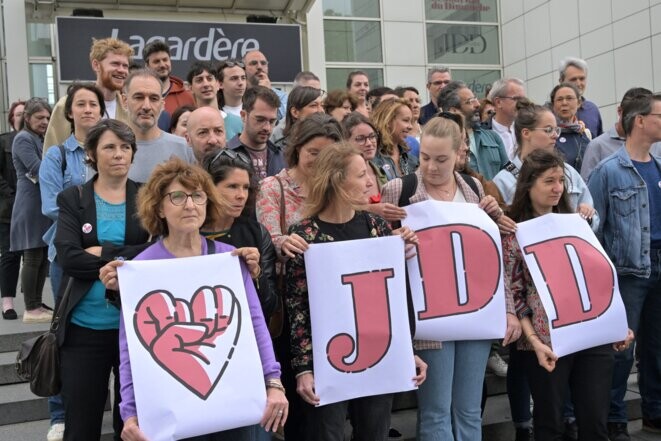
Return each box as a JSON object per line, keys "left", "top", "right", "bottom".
{"left": 20, "top": 97, "right": 51, "bottom": 131}
{"left": 123, "top": 68, "right": 164, "bottom": 94}
{"left": 437, "top": 80, "right": 467, "bottom": 111}
{"left": 559, "top": 57, "right": 588, "bottom": 82}
{"left": 294, "top": 71, "right": 320, "bottom": 88}
{"left": 427, "top": 67, "right": 451, "bottom": 84}
{"left": 487, "top": 77, "right": 525, "bottom": 101}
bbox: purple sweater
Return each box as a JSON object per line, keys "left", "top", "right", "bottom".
{"left": 118, "top": 238, "right": 281, "bottom": 421}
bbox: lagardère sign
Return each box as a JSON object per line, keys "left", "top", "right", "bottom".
{"left": 56, "top": 17, "right": 302, "bottom": 83}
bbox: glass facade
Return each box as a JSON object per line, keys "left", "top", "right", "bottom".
{"left": 322, "top": 0, "right": 501, "bottom": 96}
{"left": 323, "top": 0, "right": 380, "bottom": 18}
{"left": 425, "top": 0, "right": 498, "bottom": 22}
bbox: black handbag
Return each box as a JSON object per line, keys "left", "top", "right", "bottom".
{"left": 15, "top": 277, "right": 73, "bottom": 397}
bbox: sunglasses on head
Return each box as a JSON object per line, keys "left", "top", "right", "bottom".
{"left": 210, "top": 148, "right": 251, "bottom": 166}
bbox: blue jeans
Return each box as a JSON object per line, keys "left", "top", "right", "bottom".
{"left": 48, "top": 260, "right": 65, "bottom": 425}
{"left": 416, "top": 340, "right": 491, "bottom": 441}
{"left": 609, "top": 250, "right": 661, "bottom": 422}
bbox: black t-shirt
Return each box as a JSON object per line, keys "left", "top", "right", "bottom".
{"left": 315, "top": 212, "right": 370, "bottom": 242}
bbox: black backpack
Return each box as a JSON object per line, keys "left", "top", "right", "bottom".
{"left": 397, "top": 172, "right": 480, "bottom": 207}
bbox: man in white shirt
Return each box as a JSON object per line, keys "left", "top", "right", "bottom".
{"left": 487, "top": 78, "right": 526, "bottom": 160}
{"left": 44, "top": 38, "right": 133, "bottom": 154}
{"left": 217, "top": 60, "right": 247, "bottom": 119}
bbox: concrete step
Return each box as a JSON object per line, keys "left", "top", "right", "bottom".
{"left": 0, "top": 411, "right": 114, "bottom": 440}
{"left": 0, "top": 351, "right": 23, "bottom": 386}
{"left": 0, "top": 383, "right": 49, "bottom": 426}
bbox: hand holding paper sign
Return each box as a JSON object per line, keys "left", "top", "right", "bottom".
{"left": 280, "top": 232, "right": 309, "bottom": 258}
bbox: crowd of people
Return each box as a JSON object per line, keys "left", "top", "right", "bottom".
{"left": 0, "top": 34, "right": 658, "bottom": 441}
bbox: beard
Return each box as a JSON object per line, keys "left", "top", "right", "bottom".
{"left": 99, "top": 68, "right": 123, "bottom": 92}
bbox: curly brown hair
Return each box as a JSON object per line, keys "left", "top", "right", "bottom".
{"left": 136, "top": 158, "right": 227, "bottom": 236}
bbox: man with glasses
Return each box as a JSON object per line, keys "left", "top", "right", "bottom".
{"left": 123, "top": 69, "right": 196, "bottom": 184}
{"left": 581, "top": 88, "right": 661, "bottom": 180}
{"left": 185, "top": 107, "right": 226, "bottom": 163}
{"left": 419, "top": 67, "right": 452, "bottom": 125}
{"left": 559, "top": 57, "right": 603, "bottom": 137}
{"left": 487, "top": 78, "right": 526, "bottom": 160}
{"left": 243, "top": 50, "right": 288, "bottom": 122}
{"left": 187, "top": 61, "right": 243, "bottom": 141}
{"left": 439, "top": 81, "right": 508, "bottom": 180}
{"left": 588, "top": 92, "right": 661, "bottom": 441}
{"left": 228, "top": 86, "right": 285, "bottom": 180}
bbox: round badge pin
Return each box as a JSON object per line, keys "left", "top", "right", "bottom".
{"left": 559, "top": 137, "right": 566, "bottom": 143}
{"left": 82, "top": 223, "right": 93, "bottom": 234}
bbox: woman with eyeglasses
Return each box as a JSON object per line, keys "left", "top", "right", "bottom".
{"left": 550, "top": 82, "right": 592, "bottom": 171}
{"left": 493, "top": 99, "right": 596, "bottom": 223}
{"left": 271, "top": 86, "right": 325, "bottom": 149}
{"left": 342, "top": 112, "right": 408, "bottom": 223}
{"left": 200, "top": 148, "right": 278, "bottom": 321}
{"left": 256, "top": 113, "right": 345, "bottom": 441}
{"left": 53, "top": 119, "right": 151, "bottom": 440}
{"left": 371, "top": 99, "right": 419, "bottom": 181}
{"left": 10, "top": 97, "right": 53, "bottom": 323}
{"left": 380, "top": 116, "right": 520, "bottom": 441}
{"left": 98, "top": 158, "right": 287, "bottom": 441}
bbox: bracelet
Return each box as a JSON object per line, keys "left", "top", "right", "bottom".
{"left": 266, "top": 379, "right": 285, "bottom": 393}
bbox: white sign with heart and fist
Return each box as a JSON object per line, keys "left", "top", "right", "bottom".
{"left": 118, "top": 252, "right": 266, "bottom": 441}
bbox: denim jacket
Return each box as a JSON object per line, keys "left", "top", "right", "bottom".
{"left": 588, "top": 147, "right": 660, "bottom": 277}
{"left": 39, "top": 134, "right": 92, "bottom": 262}
{"left": 469, "top": 127, "right": 509, "bottom": 180}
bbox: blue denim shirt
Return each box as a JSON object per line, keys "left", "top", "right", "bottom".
{"left": 39, "top": 134, "right": 92, "bottom": 262}
{"left": 588, "top": 147, "right": 660, "bottom": 277}
{"left": 469, "top": 127, "right": 509, "bottom": 180}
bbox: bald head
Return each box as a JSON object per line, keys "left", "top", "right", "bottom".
{"left": 185, "top": 106, "right": 226, "bottom": 163}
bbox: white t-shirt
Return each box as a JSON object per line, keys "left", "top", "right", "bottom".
{"left": 223, "top": 104, "right": 242, "bottom": 119}
{"left": 104, "top": 99, "right": 117, "bottom": 119}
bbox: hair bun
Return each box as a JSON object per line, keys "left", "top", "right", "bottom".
{"left": 515, "top": 97, "right": 534, "bottom": 111}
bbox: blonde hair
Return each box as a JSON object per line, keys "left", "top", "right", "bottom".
{"left": 371, "top": 98, "right": 412, "bottom": 156}
{"left": 136, "top": 158, "right": 228, "bottom": 236}
{"left": 304, "top": 142, "right": 364, "bottom": 218}
{"left": 421, "top": 115, "right": 463, "bottom": 151}
{"left": 89, "top": 37, "right": 134, "bottom": 63}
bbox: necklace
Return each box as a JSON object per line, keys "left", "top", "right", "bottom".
{"left": 428, "top": 179, "right": 456, "bottom": 201}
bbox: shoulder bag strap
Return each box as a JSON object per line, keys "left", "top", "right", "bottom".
{"left": 458, "top": 173, "right": 480, "bottom": 198}
{"left": 398, "top": 173, "right": 418, "bottom": 208}
{"left": 58, "top": 144, "right": 67, "bottom": 175}
{"left": 274, "top": 176, "right": 287, "bottom": 235}
{"left": 205, "top": 237, "right": 216, "bottom": 255}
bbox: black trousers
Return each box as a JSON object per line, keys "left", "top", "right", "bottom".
{"left": 524, "top": 344, "right": 614, "bottom": 441}
{"left": 21, "top": 246, "right": 48, "bottom": 310}
{"left": 60, "top": 323, "right": 122, "bottom": 441}
{"left": 0, "top": 222, "right": 21, "bottom": 298}
{"left": 306, "top": 394, "right": 393, "bottom": 441}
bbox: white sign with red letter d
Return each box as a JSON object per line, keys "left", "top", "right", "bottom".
{"left": 515, "top": 213, "right": 628, "bottom": 357}
{"left": 403, "top": 200, "right": 507, "bottom": 341}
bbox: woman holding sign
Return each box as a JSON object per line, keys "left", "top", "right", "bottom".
{"left": 285, "top": 142, "right": 427, "bottom": 440}
{"left": 101, "top": 159, "right": 287, "bottom": 440}
{"left": 380, "top": 115, "right": 521, "bottom": 441}
{"left": 504, "top": 149, "right": 633, "bottom": 441}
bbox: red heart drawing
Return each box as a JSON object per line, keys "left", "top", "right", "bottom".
{"left": 133, "top": 285, "right": 241, "bottom": 399}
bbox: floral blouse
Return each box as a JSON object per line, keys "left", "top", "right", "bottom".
{"left": 256, "top": 168, "right": 306, "bottom": 259}
{"left": 502, "top": 233, "right": 552, "bottom": 350}
{"left": 285, "top": 212, "right": 392, "bottom": 374}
